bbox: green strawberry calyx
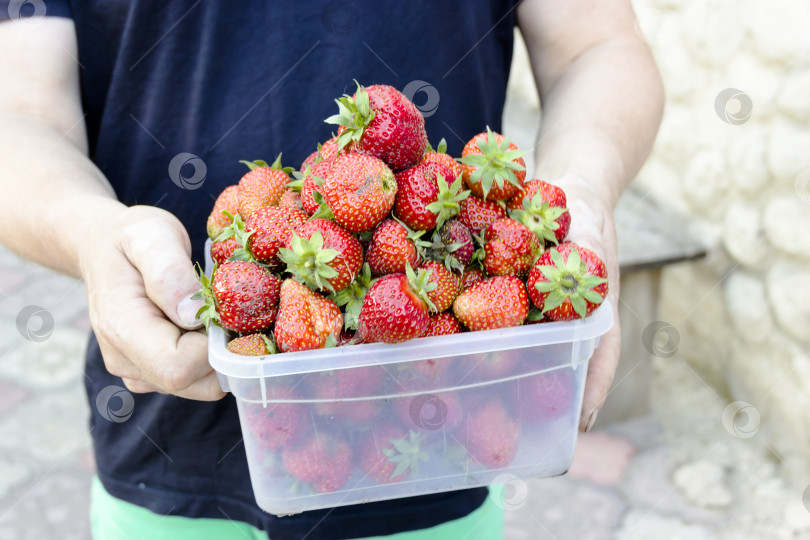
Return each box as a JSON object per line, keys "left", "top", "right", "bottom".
{"left": 382, "top": 430, "right": 428, "bottom": 480}
{"left": 277, "top": 232, "right": 341, "bottom": 292}
{"left": 534, "top": 248, "right": 608, "bottom": 319}
{"left": 426, "top": 228, "right": 467, "bottom": 273}
{"left": 405, "top": 263, "right": 438, "bottom": 313}
{"left": 509, "top": 192, "right": 568, "bottom": 246}
{"left": 425, "top": 138, "right": 448, "bottom": 155}
{"left": 425, "top": 173, "right": 471, "bottom": 231}
{"left": 213, "top": 211, "right": 255, "bottom": 262}
{"left": 325, "top": 80, "right": 376, "bottom": 152}
{"left": 330, "top": 263, "right": 374, "bottom": 331}
{"left": 239, "top": 153, "right": 294, "bottom": 174}
{"left": 393, "top": 217, "right": 431, "bottom": 260}
{"left": 459, "top": 126, "right": 527, "bottom": 200}
{"left": 191, "top": 263, "right": 221, "bottom": 330}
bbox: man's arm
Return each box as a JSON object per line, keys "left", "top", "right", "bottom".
{"left": 0, "top": 18, "right": 223, "bottom": 401}
{"left": 517, "top": 0, "right": 665, "bottom": 430}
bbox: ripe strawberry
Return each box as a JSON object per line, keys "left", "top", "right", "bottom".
{"left": 457, "top": 195, "right": 507, "bottom": 235}
{"left": 210, "top": 236, "right": 241, "bottom": 266}
{"left": 300, "top": 136, "right": 339, "bottom": 172}
{"left": 282, "top": 433, "right": 352, "bottom": 493}
{"left": 357, "top": 265, "right": 437, "bottom": 343}
{"left": 421, "top": 138, "right": 463, "bottom": 182}
{"left": 460, "top": 128, "right": 526, "bottom": 201}
{"left": 329, "top": 263, "right": 373, "bottom": 331}
{"left": 527, "top": 243, "right": 608, "bottom": 320}
{"left": 321, "top": 154, "right": 397, "bottom": 233}
{"left": 394, "top": 164, "right": 469, "bottom": 232}
{"left": 422, "top": 311, "right": 463, "bottom": 338}
{"left": 326, "top": 82, "right": 427, "bottom": 171}
{"left": 508, "top": 179, "right": 571, "bottom": 246}
{"left": 357, "top": 425, "right": 426, "bottom": 483}
{"left": 426, "top": 219, "right": 475, "bottom": 273}
{"left": 464, "top": 396, "right": 520, "bottom": 469}
{"left": 459, "top": 268, "right": 485, "bottom": 290}
{"left": 291, "top": 157, "right": 336, "bottom": 217}
{"left": 206, "top": 185, "right": 239, "bottom": 239}
{"left": 237, "top": 155, "right": 294, "bottom": 219}
{"left": 453, "top": 276, "right": 529, "bottom": 331}
{"left": 394, "top": 390, "right": 464, "bottom": 432}
{"left": 482, "top": 218, "right": 542, "bottom": 278}
{"left": 307, "top": 365, "right": 385, "bottom": 420}
{"left": 277, "top": 188, "right": 302, "bottom": 211}
{"left": 245, "top": 206, "right": 308, "bottom": 268}
{"left": 195, "top": 261, "right": 282, "bottom": 333}
{"left": 226, "top": 333, "right": 276, "bottom": 356}
{"left": 273, "top": 279, "right": 342, "bottom": 353}
{"left": 243, "top": 385, "right": 306, "bottom": 452}
{"left": 420, "top": 260, "right": 461, "bottom": 313}
{"left": 365, "top": 219, "right": 429, "bottom": 277}
{"left": 278, "top": 219, "right": 363, "bottom": 293}
{"left": 210, "top": 211, "right": 252, "bottom": 265}
{"left": 513, "top": 370, "right": 575, "bottom": 423}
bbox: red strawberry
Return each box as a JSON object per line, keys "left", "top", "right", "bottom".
{"left": 273, "top": 279, "right": 342, "bottom": 353}
{"left": 278, "top": 219, "right": 363, "bottom": 293}
{"left": 321, "top": 154, "right": 397, "bottom": 233}
{"left": 395, "top": 390, "right": 464, "bottom": 432}
{"left": 508, "top": 179, "right": 571, "bottom": 246}
{"left": 460, "top": 128, "right": 526, "bottom": 201}
{"left": 210, "top": 236, "right": 241, "bottom": 265}
{"left": 308, "top": 366, "right": 385, "bottom": 421}
{"left": 457, "top": 196, "right": 507, "bottom": 236}
{"left": 282, "top": 433, "right": 352, "bottom": 493}
{"left": 358, "top": 425, "right": 426, "bottom": 483}
{"left": 300, "top": 136, "right": 340, "bottom": 172}
{"left": 482, "top": 218, "right": 542, "bottom": 278}
{"left": 514, "top": 370, "right": 575, "bottom": 423}
{"left": 421, "top": 138, "right": 463, "bottom": 181}
{"left": 420, "top": 260, "right": 461, "bottom": 313}
{"left": 326, "top": 82, "right": 427, "bottom": 171}
{"left": 243, "top": 385, "right": 306, "bottom": 452}
{"left": 365, "top": 219, "right": 428, "bottom": 277}
{"left": 453, "top": 276, "right": 529, "bottom": 331}
{"left": 526, "top": 243, "right": 608, "bottom": 320}
{"left": 393, "top": 164, "right": 469, "bottom": 231}
{"left": 237, "top": 155, "right": 293, "bottom": 219}
{"left": 277, "top": 188, "right": 302, "bottom": 211}
{"left": 357, "top": 266, "right": 436, "bottom": 343}
{"left": 427, "top": 219, "right": 475, "bottom": 273}
{"left": 245, "top": 206, "right": 308, "bottom": 268}
{"left": 195, "top": 261, "right": 282, "bottom": 333}
{"left": 422, "top": 311, "right": 463, "bottom": 338}
{"left": 226, "top": 333, "right": 276, "bottom": 356}
{"left": 468, "top": 351, "right": 518, "bottom": 379}
{"left": 206, "top": 185, "right": 239, "bottom": 239}
{"left": 210, "top": 211, "right": 252, "bottom": 265}
{"left": 464, "top": 396, "right": 520, "bottom": 469}
{"left": 293, "top": 158, "right": 336, "bottom": 217}
{"left": 459, "top": 268, "right": 485, "bottom": 290}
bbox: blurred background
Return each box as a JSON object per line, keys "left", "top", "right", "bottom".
{"left": 2, "top": 0, "right": 810, "bottom": 538}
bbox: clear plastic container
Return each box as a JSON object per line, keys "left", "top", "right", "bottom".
{"left": 204, "top": 243, "right": 613, "bottom": 516}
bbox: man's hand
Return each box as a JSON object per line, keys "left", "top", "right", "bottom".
{"left": 78, "top": 204, "right": 225, "bottom": 401}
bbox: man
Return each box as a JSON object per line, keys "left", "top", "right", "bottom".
{"left": 0, "top": 0, "right": 663, "bottom": 538}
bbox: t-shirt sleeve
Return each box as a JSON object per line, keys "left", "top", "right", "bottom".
{"left": 0, "top": 0, "right": 71, "bottom": 22}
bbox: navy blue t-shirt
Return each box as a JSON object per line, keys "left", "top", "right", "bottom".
{"left": 1, "top": 1, "right": 518, "bottom": 537}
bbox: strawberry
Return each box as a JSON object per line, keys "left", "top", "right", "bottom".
{"left": 210, "top": 236, "right": 241, "bottom": 266}
{"left": 226, "top": 333, "right": 276, "bottom": 356}
{"left": 460, "top": 128, "right": 526, "bottom": 201}
{"left": 236, "top": 155, "right": 294, "bottom": 219}
{"left": 329, "top": 263, "right": 373, "bottom": 331}
{"left": 195, "top": 261, "right": 282, "bottom": 333}
{"left": 513, "top": 370, "right": 575, "bottom": 423}
{"left": 245, "top": 206, "right": 308, "bottom": 268}
{"left": 453, "top": 276, "right": 529, "bottom": 331}
{"left": 464, "top": 396, "right": 520, "bottom": 469}
{"left": 277, "top": 188, "right": 302, "bottom": 211}
{"left": 357, "top": 425, "right": 426, "bottom": 483}
{"left": 307, "top": 365, "right": 385, "bottom": 421}
{"left": 421, "top": 138, "right": 463, "bottom": 182}
{"left": 243, "top": 385, "right": 306, "bottom": 452}
{"left": 321, "top": 153, "right": 397, "bottom": 233}
{"left": 210, "top": 211, "right": 252, "bottom": 265}
{"left": 467, "top": 351, "right": 518, "bottom": 380}
{"left": 206, "top": 185, "right": 239, "bottom": 239}
{"left": 420, "top": 260, "right": 461, "bottom": 313}
{"left": 326, "top": 82, "right": 427, "bottom": 171}
{"left": 482, "top": 218, "right": 542, "bottom": 278}
{"left": 357, "top": 265, "right": 436, "bottom": 343}
{"left": 508, "top": 179, "right": 571, "bottom": 246}
{"left": 394, "top": 390, "right": 464, "bottom": 432}
{"left": 393, "top": 164, "right": 469, "bottom": 232}
{"left": 282, "top": 433, "right": 352, "bottom": 493}
{"left": 278, "top": 219, "right": 363, "bottom": 293}
{"left": 457, "top": 195, "right": 507, "bottom": 236}
{"left": 459, "top": 268, "right": 485, "bottom": 290}
{"left": 300, "top": 136, "right": 339, "bottom": 172}
{"left": 292, "top": 158, "right": 336, "bottom": 217}
{"left": 427, "top": 219, "right": 475, "bottom": 273}
{"left": 422, "top": 311, "right": 463, "bottom": 338}
{"left": 527, "top": 243, "right": 608, "bottom": 320}
{"left": 366, "top": 219, "right": 428, "bottom": 277}
{"left": 273, "top": 279, "right": 342, "bottom": 352}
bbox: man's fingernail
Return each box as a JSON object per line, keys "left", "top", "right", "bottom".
{"left": 177, "top": 294, "right": 203, "bottom": 327}
{"left": 582, "top": 407, "right": 599, "bottom": 432}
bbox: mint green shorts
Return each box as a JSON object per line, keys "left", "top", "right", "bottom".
{"left": 90, "top": 476, "right": 504, "bottom": 539}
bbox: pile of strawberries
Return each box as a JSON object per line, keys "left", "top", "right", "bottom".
{"left": 195, "top": 82, "right": 609, "bottom": 496}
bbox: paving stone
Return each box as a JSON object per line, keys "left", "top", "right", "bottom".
{"left": 673, "top": 460, "right": 732, "bottom": 508}
{"left": 0, "top": 327, "right": 87, "bottom": 390}
{"left": 0, "top": 455, "right": 37, "bottom": 502}
{"left": 604, "top": 414, "right": 667, "bottom": 451}
{"left": 615, "top": 509, "right": 718, "bottom": 540}
{"left": 568, "top": 431, "right": 635, "bottom": 486}
{"left": 0, "top": 381, "right": 28, "bottom": 417}
{"left": 0, "top": 274, "right": 88, "bottom": 329}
